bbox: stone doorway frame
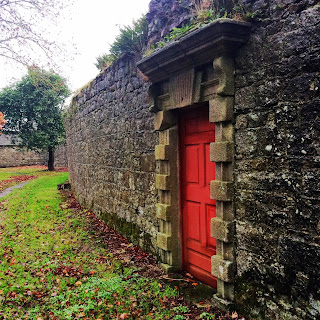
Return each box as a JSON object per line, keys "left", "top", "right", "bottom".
{"left": 137, "top": 19, "right": 250, "bottom": 307}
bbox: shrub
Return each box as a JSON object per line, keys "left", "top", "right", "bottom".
{"left": 95, "top": 15, "right": 148, "bottom": 71}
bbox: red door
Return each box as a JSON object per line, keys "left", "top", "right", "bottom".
{"left": 180, "top": 106, "right": 217, "bottom": 288}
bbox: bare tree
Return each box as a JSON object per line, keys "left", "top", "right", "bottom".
{"left": 0, "top": 0, "right": 70, "bottom": 66}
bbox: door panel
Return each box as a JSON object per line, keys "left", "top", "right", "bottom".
{"left": 206, "top": 204, "right": 217, "bottom": 248}
{"left": 185, "top": 145, "right": 200, "bottom": 183}
{"left": 180, "top": 106, "right": 217, "bottom": 288}
{"left": 185, "top": 201, "right": 201, "bottom": 241}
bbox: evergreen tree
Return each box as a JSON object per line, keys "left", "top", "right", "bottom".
{"left": 0, "top": 66, "right": 70, "bottom": 171}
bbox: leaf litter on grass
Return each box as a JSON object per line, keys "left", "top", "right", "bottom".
{"left": 0, "top": 175, "right": 37, "bottom": 191}
{"left": 0, "top": 166, "right": 246, "bottom": 320}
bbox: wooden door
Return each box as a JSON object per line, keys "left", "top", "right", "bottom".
{"left": 180, "top": 106, "right": 217, "bottom": 288}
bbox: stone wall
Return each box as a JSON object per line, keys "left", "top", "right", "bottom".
{"left": 66, "top": 0, "right": 320, "bottom": 319}
{"left": 147, "top": 0, "right": 234, "bottom": 46}
{"left": 0, "top": 134, "right": 47, "bottom": 167}
{"left": 0, "top": 146, "right": 48, "bottom": 168}
{"left": 66, "top": 55, "right": 158, "bottom": 252}
{"left": 54, "top": 144, "right": 68, "bottom": 168}
{"left": 144, "top": 0, "right": 320, "bottom": 318}
{"left": 0, "top": 134, "right": 68, "bottom": 168}
{"left": 234, "top": 0, "right": 320, "bottom": 319}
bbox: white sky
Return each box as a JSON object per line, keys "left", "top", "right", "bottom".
{"left": 0, "top": 0, "right": 151, "bottom": 93}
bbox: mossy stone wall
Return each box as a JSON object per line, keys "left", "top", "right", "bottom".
{"left": 234, "top": 1, "right": 320, "bottom": 319}
{"left": 65, "top": 55, "right": 158, "bottom": 252}
{"left": 66, "top": 1, "right": 320, "bottom": 318}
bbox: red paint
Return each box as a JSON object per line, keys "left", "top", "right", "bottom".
{"left": 180, "top": 106, "right": 217, "bottom": 288}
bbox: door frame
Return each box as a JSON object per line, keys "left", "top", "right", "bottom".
{"left": 137, "top": 19, "right": 250, "bottom": 304}
{"left": 152, "top": 59, "right": 237, "bottom": 301}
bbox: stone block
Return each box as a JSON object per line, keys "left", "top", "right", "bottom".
{"left": 154, "top": 110, "right": 176, "bottom": 131}
{"left": 212, "top": 292, "right": 235, "bottom": 310}
{"left": 215, "top": 122, "right": 234, "bottom": 142}
{"left": 217, "top": 278, "right": 235, "bottom": 300}
{"left": 216, "top": 163, "right": 233, "bottom": 181}
{"left": 210, "top": 142, "right": 234, "bottom": 162}
{"left": 155, "top": 144, "right": 169, "bottom": 160}
{"left": 211, "top": 218, "right": 235, "bottom": 243}
{"left": 209, "top": 96, "right": 234, "bottom": 122}
{"left": 211, "top": 255, "right": 235, "bottom": 282}
{"left": 211, "top": 181, "right": 233, "bottom": 201}
{"left": 156, "top": 174, "right": 170, "bottom": 190}
{"left": 156, "top": 203, "right": 171, "bottom": 221}
{"left": 140, "top": 154, "right": 155, "bottom": 172}
{"left": 157, "top": 233, "right": 172, "bottom": 251}
{"left": 216, "top": 201, "right": 234, "bottom": 221}
{"left": 213, "top": 57, "right": 235, "bottom": 96}
{"left": 160, "top": 263, "right": 180, "bottom": 273}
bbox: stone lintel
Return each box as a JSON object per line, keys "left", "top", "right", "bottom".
{"left": 156, "top": 203, "right": 171, "bottom": 221}
{"left": 156, "top": 174, "right": 170, "bottom": 190}
{"left": 211, "top": 256, "right": 235, "bottom": 282}
{"left": 137, "top": 19, "right": 251, "bottom": 83}
{"left": 211, "top": 218, "right": 234, "bottom": 243}
{"left": 210, "top": 142, "right": 234, "bottom": 162}
{"left": 211, "top": 181, "right": 233, "bottom": 201}
{"left": 155, "top": 144, "right": 169, "bottom": 160}
{"left": 157, "top": 233, "right": 172, "bottom": 251}
{"left": 154, "top": 110, "right": 176, "bottom": 131}
{"left": 209, "top": 96, "right": 234, "bottom": 122}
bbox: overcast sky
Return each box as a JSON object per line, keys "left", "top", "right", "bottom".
{"left": 0, "top": 0, "right": 151, "bottom": 93}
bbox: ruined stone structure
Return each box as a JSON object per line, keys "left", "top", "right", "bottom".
{"left": 66, "top": 0, "right": 320, "bottom": 319}
{"left": 0, "top": 134, "right": 68, "bottom": 168}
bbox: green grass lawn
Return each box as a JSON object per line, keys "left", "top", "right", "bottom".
{"left": 0, "top": 168, "right": 196, "bottom": 320}
{"left": 0, "top": 171, "right": 14, "bottom": 182}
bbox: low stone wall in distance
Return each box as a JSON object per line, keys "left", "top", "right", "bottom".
{"left": 0, "top": 134, "right": 68, "bottom": 168}
{"left": 0, "top": 145, "right": 47, "bottom": 168}
{"left": 54, "top": 144, "right": 68, "bottom": 168}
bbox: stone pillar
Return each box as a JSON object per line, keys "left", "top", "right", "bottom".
{"left": 210, "top": 56, "right": 236, "bottom": 308}
{"left": 155, "top": 114, "right": 181, "bottom": 272}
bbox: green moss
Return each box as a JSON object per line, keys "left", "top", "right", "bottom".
{"left": 72, "top": 79, "right": 94, "bottom": 100}
{"left": 235, "top": 276, "right": 264, "bottom": 319}
{"left": 99, "top": 211, "right": 158, "bottom": 258}
{"left": 235, "top": 268, "right": 297, "bottom": 320}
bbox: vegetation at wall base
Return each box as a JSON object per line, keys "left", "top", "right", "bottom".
{"left": 0, "top": 66, "right": 70, "bottom": 171}
{"left": 0, "top": 166, "right": 242, "bottom": 319}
